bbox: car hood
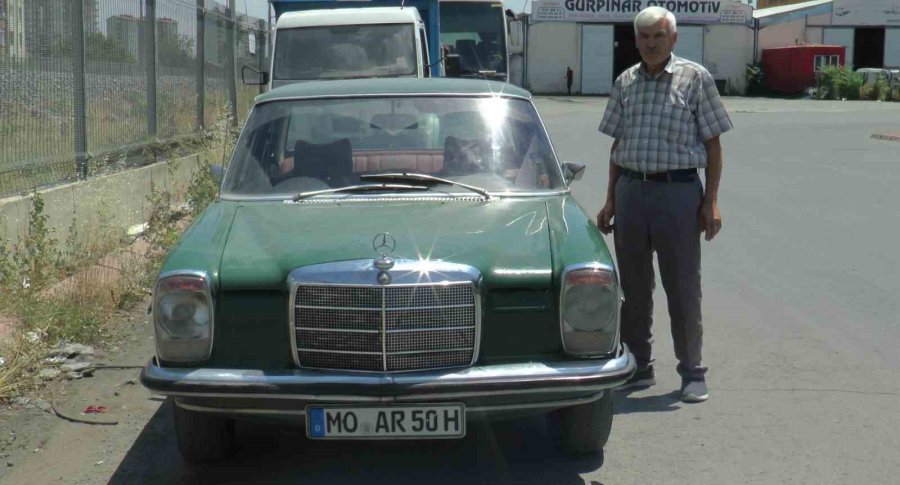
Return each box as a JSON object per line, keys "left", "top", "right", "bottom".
{"left": 219, "top": 198, "right": 554, "bottom": 291}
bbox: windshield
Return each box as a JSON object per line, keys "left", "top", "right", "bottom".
{"left": 439, "top": 3, "right": 507, "bottom": 76}
{"left": 273, "top": 24, "right": 416, "bottom": 81}
{"left": 222, "top": 96, "right": 564, "bottom": 197}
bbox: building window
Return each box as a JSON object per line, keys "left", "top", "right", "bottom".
{"left": 814, "top": 55, "right": 840, "bottom": 72}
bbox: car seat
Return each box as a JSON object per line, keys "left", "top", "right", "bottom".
{"left": 292, "top": 138, "right": 353, "bottom": 187}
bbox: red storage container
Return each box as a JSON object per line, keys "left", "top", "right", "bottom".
{"left": 761, "top": 45, "right": 846, "bottom": 95}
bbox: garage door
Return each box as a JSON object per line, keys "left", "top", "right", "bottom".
{"left": 676, "top": 26, "right": 704, "bottom": 65}
{"left": 581, "top": 24, "right": 614, "bottom": 95}
{"left": 824, "top": 28, "right": 855, "bottom": 69}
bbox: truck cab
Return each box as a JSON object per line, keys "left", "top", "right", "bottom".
{"left": 254, "top": 7, "right": 430, "bottom": 89}
{"left": 268, "top": 0, "right": 511, "bottom": 82}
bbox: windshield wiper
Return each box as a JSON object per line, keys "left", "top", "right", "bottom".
{"left": 291, "top": 183, "right": 429, "bottom": 201}
{"left": 360, "top": 173, "right": 492, "bottom": 200}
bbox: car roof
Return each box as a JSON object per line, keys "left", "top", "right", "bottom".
{"left": 277, "top": 7, "right": 421, "bottom": 28}
{"left": 255, "top": 78, "right": 533, "bottom": 104}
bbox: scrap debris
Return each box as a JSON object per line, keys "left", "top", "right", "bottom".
{"left": 51, "top": 401, "right": 118, "bottom": 426}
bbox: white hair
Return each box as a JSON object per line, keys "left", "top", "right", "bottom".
{"left": 634, "top": 6, "right": 677, "bottom": 35}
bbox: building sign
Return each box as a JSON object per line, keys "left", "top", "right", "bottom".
{"left": 532, "top": 0, "right": 753, "bottom": 25}
{"left": 833, "top": 0, "right": 900, "bottom": 26}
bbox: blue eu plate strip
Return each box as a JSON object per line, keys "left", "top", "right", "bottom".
{"left": 308, "top": 407, "right": 326, "bottom": 437}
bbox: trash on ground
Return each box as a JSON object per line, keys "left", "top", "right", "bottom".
{"left": 82, "top": 405, "right": 108, "bottom": 414}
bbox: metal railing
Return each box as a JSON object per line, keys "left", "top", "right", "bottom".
{"left": 0, "top": 0, "right": 270, "bottom": 198}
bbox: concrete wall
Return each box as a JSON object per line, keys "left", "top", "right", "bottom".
{"left": 704, "top": 25, "right": 755, "bottom": 95}
{"left": 527, "top": 22, "right": 581, "bottom": 94}
{"left": 758, "top": 12, "right": 835, "bottom": 59}
{"left": 806, "top": 26, "right": 825, "bottom": 44}
{"left": 758, "top": 17, "right": 808, "bottom": 55}
{"left": 0, "top": 155, "right": 205, "bottom": 254}
{"left": 804, "top": 12, "right": 832, "bottom": 44}
{"left": 807, "top": 12, "right": 833, "bottom": 27}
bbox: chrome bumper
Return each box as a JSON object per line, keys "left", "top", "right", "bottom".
{"left": 141, "top": 346, "right": 635, "bottom": 414}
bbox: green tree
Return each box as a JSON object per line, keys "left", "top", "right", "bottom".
{"left": 45, "top": 33, "right": 135, "bottom": 63}
{"left": 86, "top": 32, "right": 135, "bottom": 63}
{"left": 159, "top": 34, "right": 196, "bottom": 68}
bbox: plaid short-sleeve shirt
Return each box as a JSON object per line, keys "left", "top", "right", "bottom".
{"left": 598, "top": 55, "right": 733, "bottom": 173}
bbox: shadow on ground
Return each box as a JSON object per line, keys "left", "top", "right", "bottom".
{"left": 108, "top": 399, "right": 615, "bottom": 485}
{"left": 613, "top": 390, "right": 682, "bottom": 415}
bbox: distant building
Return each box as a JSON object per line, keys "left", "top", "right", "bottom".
{"left": 157, "top": 17, "right": 179, "bottom": 47}
{"left": 0, "top": 0, "right": 8, "bottom": 54}
{"left": 756, "top": 0, "right": 900, "bottom": 70}
{"left": 1, "top": 0, "right": 26, "bottom": 59}
{"left": 204, "top": 3, "right": 229, "bottom": 68}
{"left": 23, "top": 0, "right": 98, "bottom": 55}
{"left": 757, "top": 0, "right": 809, "bottom": 8}
{"left": 527, "top": 0, "right": 755, "bottom": 94}
{"left": 107, "top": 14, "right": 142, "bottom": 61}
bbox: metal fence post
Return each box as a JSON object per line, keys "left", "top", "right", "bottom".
{"left": 146, "top": 0, "right": 158, "bottom": 138}
{"left": 73, "top": 0, "right": 88, "bottom": 180}
{"left": 258, "top": 19, "right": 266, "bottom": 95}
{"left": 197, "top": 0, "right": 206, "bottom": 131}
{"left": 226, "top": 0, "right": 238, "bottom": 127}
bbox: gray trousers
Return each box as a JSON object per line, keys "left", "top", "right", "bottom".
{"left": 613, "top": 175, "right": 707, "bottom": 379}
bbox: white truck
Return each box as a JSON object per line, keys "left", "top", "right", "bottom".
{"left": 244, "top": 7, "right": 431, "bottom": 89}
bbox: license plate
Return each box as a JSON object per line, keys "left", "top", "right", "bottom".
{"left": 306, "top": 404, "right": 466, "bottom": 440}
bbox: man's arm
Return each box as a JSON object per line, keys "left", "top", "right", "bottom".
{"left": 596, "top": 140, "right": 620, "bottom": 234}
{"left": 606, "top": 139, "right": 620, "bottom": 203}
{"left": 596, "top": 76, "right": 625, "bottom": 234}
{"left": 700, "top": 136, "right": 722, "bottom": 241}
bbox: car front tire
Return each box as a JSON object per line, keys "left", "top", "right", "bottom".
{"left": 553, "top": 391, "right": 614, "bottom": 455}
{"left": 174, "top": 403, "right": 236, "bottom": 463}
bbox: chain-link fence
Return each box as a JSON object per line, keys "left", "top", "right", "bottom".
{"left": 0, "top": 0, "right": 270, "bottom": 198}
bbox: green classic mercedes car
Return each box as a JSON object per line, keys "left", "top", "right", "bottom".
{"left": 140, "top": 78, "right": 635, "bottom": 463}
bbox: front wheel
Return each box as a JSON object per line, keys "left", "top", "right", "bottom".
{"left": 552, "top": 391, "right": 614, "bottom": 455}
{"left": 173, "top": 403, "right": 236, "bottom": 463}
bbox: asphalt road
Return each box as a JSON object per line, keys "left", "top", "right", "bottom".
{"left": 4, "top": 96, "right": 899, "bottom": 485}
{"left": 542, "top": 95, "right": 900, "bottom": 484}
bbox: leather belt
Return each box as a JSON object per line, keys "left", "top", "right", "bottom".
{"left": 619, "top": 167, "right": 698, "bottom": 183}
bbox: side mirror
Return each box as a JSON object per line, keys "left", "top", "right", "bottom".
{"left": 444, "top": 54, "right": 461, "bottom": 78}
{"left": 241, "top": 66, "right": 269, "bottom": 86}
{"left": 562, "top": 162, "right": 586, "bottom": 184}
{"left": 210, "top": 164, "right": 225, "bottom": 186}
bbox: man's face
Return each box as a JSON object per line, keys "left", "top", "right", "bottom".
{"left": 636, "top": 18, "right": 678, "bottom": 67}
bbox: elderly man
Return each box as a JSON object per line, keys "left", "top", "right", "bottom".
{"left": 596, "top": 6, "right": 732, "bottom": 403}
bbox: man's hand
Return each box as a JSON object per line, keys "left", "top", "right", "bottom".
{"left": 699, "top": 199, "right": 722, "bottom": 241}
{"left": 596, "top": 201, "right": 615, "bottom": 235}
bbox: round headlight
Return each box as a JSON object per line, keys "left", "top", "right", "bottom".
{"left": 564, "top": 283, "right": 617, "bottom": 331}
{"left": 158, "top": 293, "right": 210, "bottom": 338}
{"left": 560, "top": 266, "right": 620, "bottom": 357}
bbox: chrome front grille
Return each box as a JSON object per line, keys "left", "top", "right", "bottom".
{"left": 294, "top": 283, "right": 477, "bottom": 372}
